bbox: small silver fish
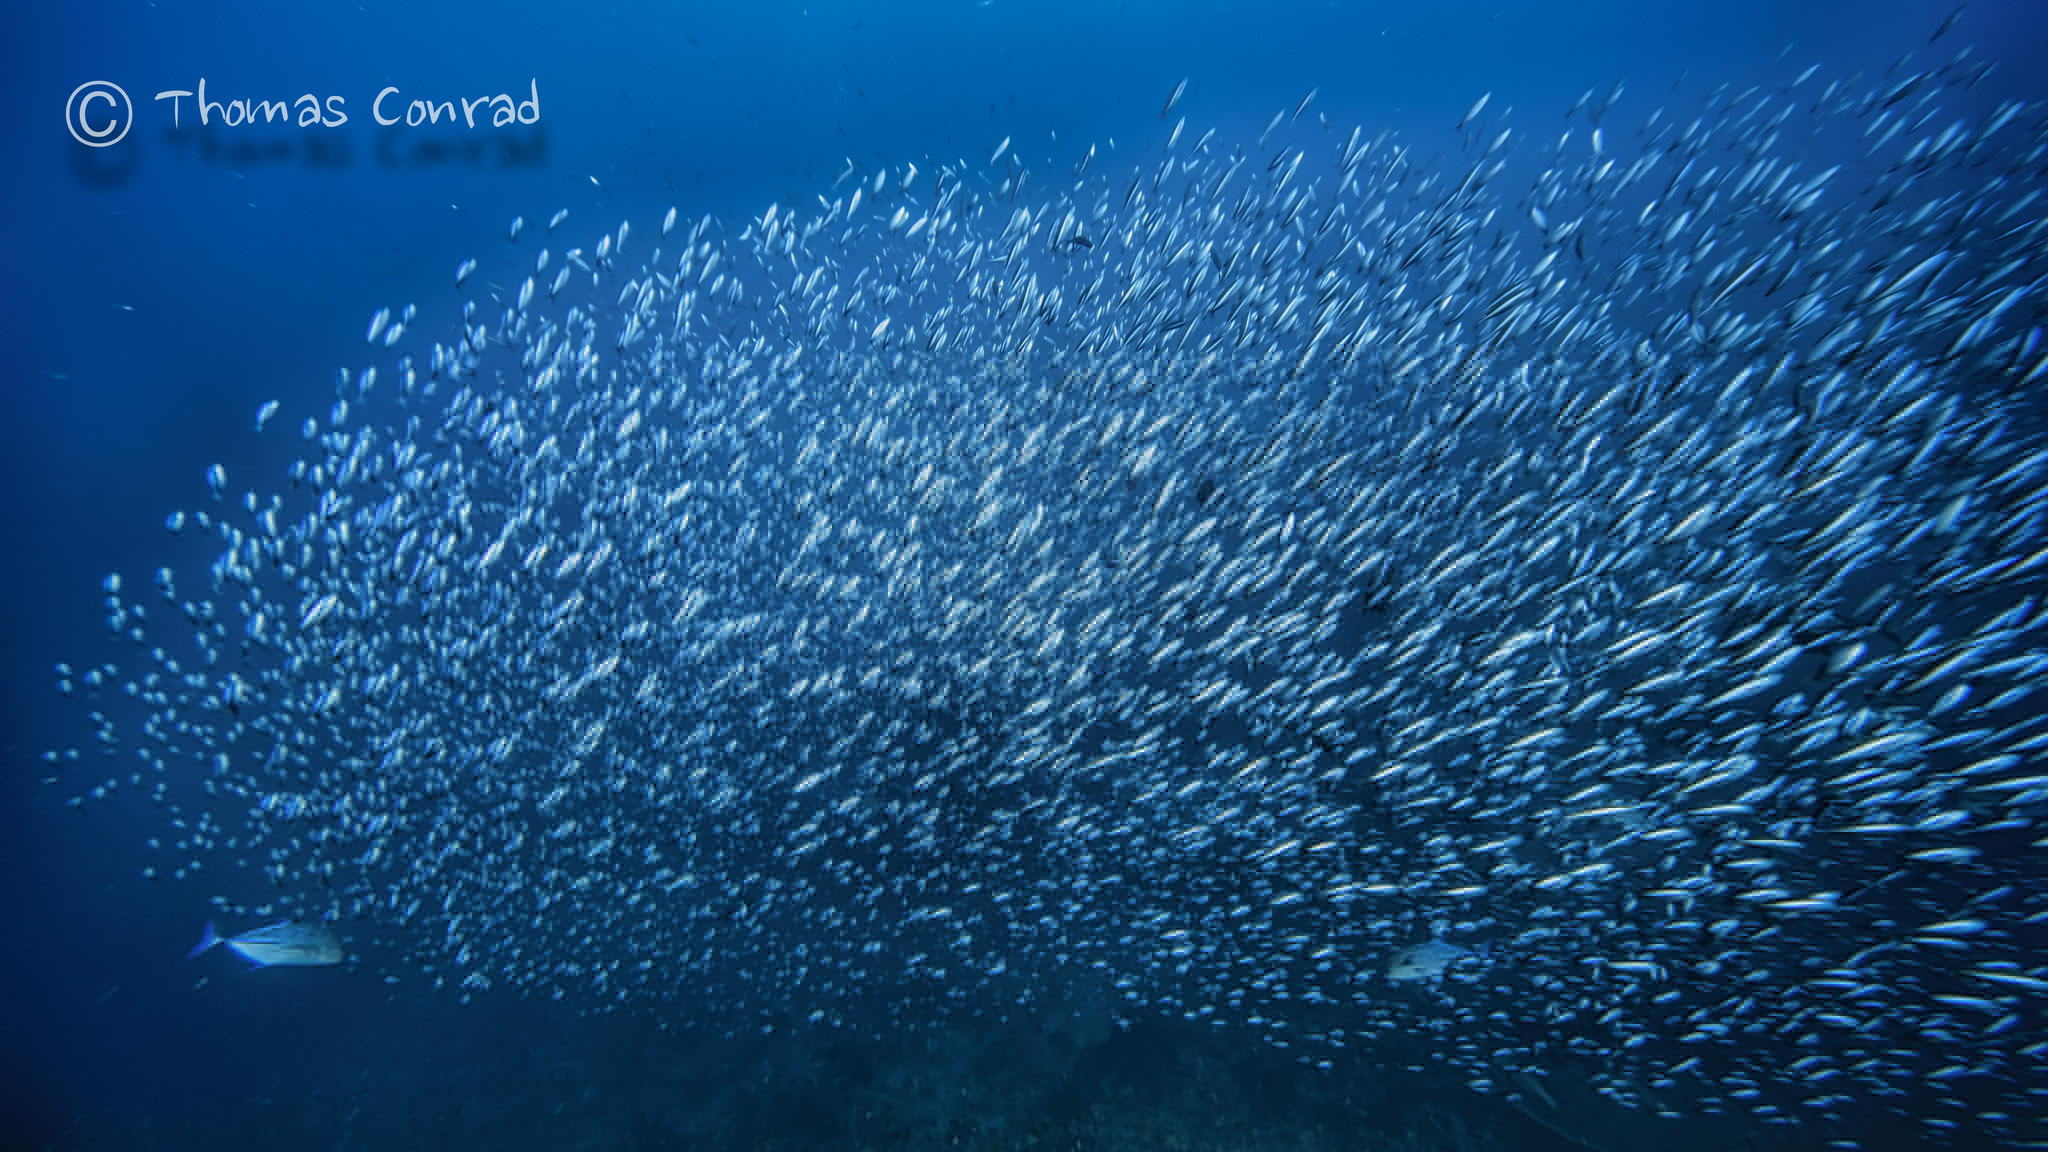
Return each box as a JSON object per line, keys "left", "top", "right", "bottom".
{"left": 188, "top": 920, "right": 344, "bottom": 967}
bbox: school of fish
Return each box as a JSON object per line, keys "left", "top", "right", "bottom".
{"left": 48, "top": 38, "right": 2048, "bottom": 1150}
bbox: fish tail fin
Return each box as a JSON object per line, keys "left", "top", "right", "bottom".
{"left": 187, "top": 920, "right": 220, "bottom": 960}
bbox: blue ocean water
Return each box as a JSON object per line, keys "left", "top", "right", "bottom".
{"left": 6, "top": 1, "right": 2047, "bottom": 1149}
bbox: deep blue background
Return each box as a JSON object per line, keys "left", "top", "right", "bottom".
{"left": 4, "top": 0, "right": 2044, "bottom": 1145}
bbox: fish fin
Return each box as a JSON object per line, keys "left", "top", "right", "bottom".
{"left": 187, "top": 921, "right": 220, "bottom": 960}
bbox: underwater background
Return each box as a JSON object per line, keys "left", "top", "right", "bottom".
{"left": 7, "top": 1, "right": 2048, "bottom": 1149}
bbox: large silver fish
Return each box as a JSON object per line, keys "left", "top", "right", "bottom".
{"left": 188, "top": 921, "right": 344, "bottom": 967}
{"left": 1385, "top": 939, "right": 1477, "bottom": 982}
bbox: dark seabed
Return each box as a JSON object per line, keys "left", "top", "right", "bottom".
{"left": 6, "top": 2, "right": 2048, "bottom": 1150}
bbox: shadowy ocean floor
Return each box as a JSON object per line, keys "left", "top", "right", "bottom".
{"left": 30, "top": 980, "right": 1817, "bottom": 1152}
